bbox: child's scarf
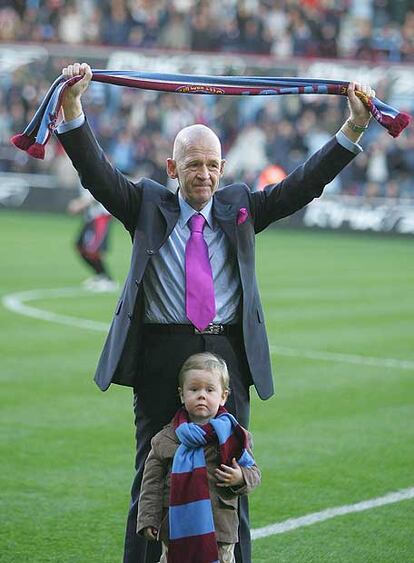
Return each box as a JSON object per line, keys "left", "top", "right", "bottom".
{"left": 168, "top": 406, "right": 255, "bottom": 563}
{"left": 11, "top": 70, "right": 410, "bottom": 160}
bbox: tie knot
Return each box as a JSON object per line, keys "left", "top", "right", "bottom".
{"left": 189, "top": 213, "right": 206, "bottom": 233}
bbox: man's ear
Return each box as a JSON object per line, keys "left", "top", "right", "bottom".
{"left": 220, "top": 159, "right": 226, "bottom": 177}
{"left": 178, "top": 387, "right": 184, "bottom": 404}
{"left": 167, "top": 158, "right": 178, "bottom": 179}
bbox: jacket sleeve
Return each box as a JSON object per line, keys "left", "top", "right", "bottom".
{"left": 57, "top": 119, "right": 143, "bottom": 234}
{"left": 226, "top": 432, "right": 261, "bottom": 497}
{"left": 250, "top": 136, "right": 358, "bottom": 233}
{"left": 136, "top": 438, "right": 169, "bottom": 535}
{"left": 238, "top": 462, "right": 261, "bottom": 495}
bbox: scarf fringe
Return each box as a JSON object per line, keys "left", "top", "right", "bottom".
{"left": 27, "top": 142, "right": 46, "bottom": 159}
{"left": 383, "top": 112, "right": 411, "bottom": 138}
{"left": 11, "top": 70, "right": 411, "bottom": 160}
{"left": 10, "top": 133, "right": 35, "bottom": 151}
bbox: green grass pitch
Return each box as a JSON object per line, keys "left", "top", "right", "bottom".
{"left": 1, "top": 210, "right": 413, "bottom": 562}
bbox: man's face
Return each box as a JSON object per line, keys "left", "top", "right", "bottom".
{"left": 167, "top": 137, "right": 225, "bottom": 210}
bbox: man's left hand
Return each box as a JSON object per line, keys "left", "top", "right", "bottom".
{"left": 347, "top": 82, "right": 376, "bottom": 126}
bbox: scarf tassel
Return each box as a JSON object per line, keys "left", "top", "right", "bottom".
{"left": 11, "top": 70, "right": 411, "bottom": 160}
{"left": 381, "top": 112, "right": 410, "bottom": 138}
{"left": 10, "top": 135, "right": 46, "bottom": 159}
{"left": 10, "top": 133, "right": 35, "bottom": 151}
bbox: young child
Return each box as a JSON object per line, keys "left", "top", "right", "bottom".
{"left": 137, "top": 352, "right": 261, "bottom": 563}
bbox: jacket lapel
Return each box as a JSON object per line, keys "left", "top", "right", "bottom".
{"left": 158, "top": 190, "right": 180, "bottom": 247}
{"left": 213, "top": 197, "right": 237, "bottom": 248}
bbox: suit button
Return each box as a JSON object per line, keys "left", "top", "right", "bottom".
{"left": 146, "top": 249, "right": 154, "bottom": 255}
{"left": 135, "top": 279, "right": 139, "bottom": 287}
{"left": 128, "top": 313, "right": 133, "bottom": 320}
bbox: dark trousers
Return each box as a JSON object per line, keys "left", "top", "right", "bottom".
{"left": 123, "top": 330, "right": 252, "bottom": 563}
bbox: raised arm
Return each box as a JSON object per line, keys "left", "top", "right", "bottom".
{"left": 250, "top": 82, "right": 376, "bottom": 233}
{"left": 57, "top": 63, "right": 143, "bottom": 233}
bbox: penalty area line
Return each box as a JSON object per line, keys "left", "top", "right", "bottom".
{"left": 251, "top": 486, "right": 414, "bottom": 539}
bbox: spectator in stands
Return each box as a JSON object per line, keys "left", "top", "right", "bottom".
{"left": 101, "top": 0, "right": 132, "bottom": 45}
{"left": 58, "top": 3, "right": 84, "bottom": 44}
{"left": 190, "top": 9, "right": 214, "bottom": 51}
{"left": 159, "top": 7, "right": 191, "bottom": 50}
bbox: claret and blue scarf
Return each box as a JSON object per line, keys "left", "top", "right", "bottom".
{"left": 169, "top": 406, "right": 255, "bottom": 563}
{"left": 11, "top": 70, "right": 410, "bottom": 160}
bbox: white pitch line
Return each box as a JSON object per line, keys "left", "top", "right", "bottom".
{"left": 251, "top": 487, "right": 414, "bottom": 539}
{"left": 271, "top": 345, "right": 414, "bottom": 371}
{"left": 2, "top": 288, "right": 414, "bottom": 371}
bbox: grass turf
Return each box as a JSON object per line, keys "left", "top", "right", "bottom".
{"left": 1, "top": 211, "right": 413, "bottom": 562}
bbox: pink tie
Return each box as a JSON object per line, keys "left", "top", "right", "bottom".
{"left": 185, "top": 214, "right": 216, "bottom": 331}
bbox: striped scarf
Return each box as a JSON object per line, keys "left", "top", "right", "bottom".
{"left": 11, "top": 71, "right": 410, "bottom": 160}
{"left": 168, "top": 406, "right": 255, "bottom": 563}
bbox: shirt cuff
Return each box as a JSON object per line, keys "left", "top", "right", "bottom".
{"left": 335, "top": 130, "right": 363, "bottom": 155}
{"left": 56, "top": 113, "right": 85, "bottom": 134}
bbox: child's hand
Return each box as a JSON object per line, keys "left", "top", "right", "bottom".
{"left": 215, "top": 458, "right": 245, "bottom": 488}
{"left": 143, "top": 526, "right": 158, "bottom": 541}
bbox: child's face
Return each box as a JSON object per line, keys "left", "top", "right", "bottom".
{"left": 179, "top": 369, "right": 228, "bottom": 425}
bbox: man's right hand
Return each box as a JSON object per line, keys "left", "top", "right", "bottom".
{"left": 61, "top": 62, "right": 92, "bottom": 122}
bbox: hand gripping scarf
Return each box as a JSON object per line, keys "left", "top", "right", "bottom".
{"left": 11, "top": 70, "right": 411, "bottom": 160}
{"left": 169, "top": 406, "right": 255, "bottom": 563}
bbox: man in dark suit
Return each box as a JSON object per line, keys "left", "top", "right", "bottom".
{"left": 58, "top": 63, "right": 374, "bottom": 563}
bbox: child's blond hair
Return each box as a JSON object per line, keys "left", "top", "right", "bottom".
{"left": 178, "top": 352, "right": 230, "bottom": 392}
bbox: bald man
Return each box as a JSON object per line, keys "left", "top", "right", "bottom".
{"left": 58, "top": 63, "right": 374, "bottom": 563}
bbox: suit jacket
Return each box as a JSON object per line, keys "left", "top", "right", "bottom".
{"left": 58, "top": 121, "right": 357, "bottom": 400}
{"left": 136, "top": 421, "right": 260, "bottom": 544}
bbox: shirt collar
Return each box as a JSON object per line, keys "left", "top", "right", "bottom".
{"left": 178, "top": 192, "right": 214, "bottom": 230}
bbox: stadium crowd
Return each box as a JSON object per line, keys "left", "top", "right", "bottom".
{"left": 2, "top": 0, "right": 414, "bottom": 61}
{"left": 1, "top": 0, "right": 413, "bottom": 199}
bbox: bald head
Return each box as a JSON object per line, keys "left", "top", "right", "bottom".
{"left": 172, "top": 124, "right": 222, "bottom": 161}
{"left": 166, "top": 124, "right": 225, "bottom": 211}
